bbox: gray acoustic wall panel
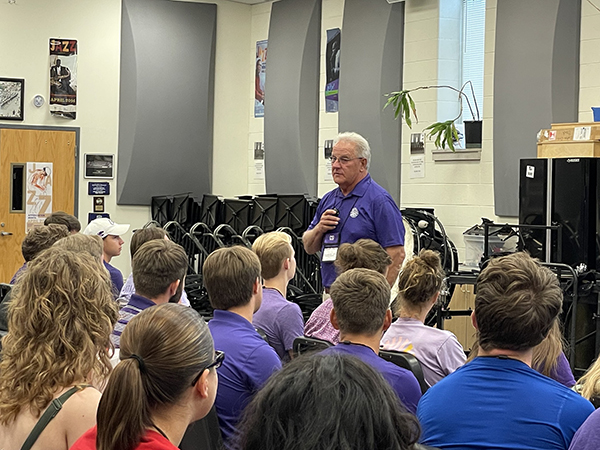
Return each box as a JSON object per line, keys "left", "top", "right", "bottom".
{"left": 338, "top": 0, "right": 404, "bottom": 203}
{"left": 494, "top": 0, "right": 580, "bottom": 217}
{"left": 117, "top": 0, "right": 216, "bottom": 205}
{"left": 264, "top": 0, "right": 321, "bottom": 197}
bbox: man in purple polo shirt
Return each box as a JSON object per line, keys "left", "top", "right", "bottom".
{"left": 83, "top": 217, "right": 130, "bottom": 296}
{"left": 110, "top": 239, "right": 188, "bottom": 350}
{"left": 252, "top": 231, "right": 304, "bottom": 363}
{"left": 303, "top": 131, "right": 405, "bottom": 290}
{"left": 204, "top": 246, "right": 282, "bottom": 442}
{"left": 321, "top": 268, "right": 422, "bottom": 413}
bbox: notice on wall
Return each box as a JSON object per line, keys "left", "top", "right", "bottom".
{"left": 324, "top": 139, "right": 334, "bottom": 182}
{"left": 255, "top": 40, "right": 267, "bottom": 118}
{"left": 325, "top": 29, "right": 341, "bottom": 113}
{"left": 49, "top": 39, "right": 77, "bottom": 119}
{"left": 26, "top": 162, "right": 53, "bottom": 232}
{"left": 254, "top": 142, "right": 264, "bottom": 180}
{"left": 410, "top": 155, "right": 425, "bottom": 179}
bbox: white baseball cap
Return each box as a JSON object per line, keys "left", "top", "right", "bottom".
{"left": 83, "top": 218, "right": 130, "bottom": 239}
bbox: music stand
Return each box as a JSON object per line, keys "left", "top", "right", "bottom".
{"left": 223, "top": 199, "right": 253, "bottom": 234}
{"left": 275, "top": 194, "right": 310, "bottom": 235}
{"left": 151, "top": 195, "right": 172, "bottom": 226}
{"left": 251, "top": 196, "right": 278, "bottom": 232}
{"left": 201, "top": 194, "right": 224, "bottom": 230}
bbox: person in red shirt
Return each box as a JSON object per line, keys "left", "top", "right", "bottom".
{"left": 72, "top": 303, "right": 220, "bottom": 450}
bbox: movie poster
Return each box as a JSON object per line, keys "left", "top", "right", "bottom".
{"left": 49, "top": 38, "right": 77, "bottom": 119}
{"left": 255, "top": 40, "right": 267, "bottom": 118}
{"left": 325, "top": 29, "right": 341, "bottom": 113}
{"left": 26, "top": 162, "right": 53, "bottom": 232}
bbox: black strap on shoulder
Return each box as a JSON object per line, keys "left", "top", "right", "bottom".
{"left": 20, "top": 385, "right": 91, "bottom": 450}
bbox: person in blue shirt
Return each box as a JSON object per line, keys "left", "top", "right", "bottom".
{"left": 320, "top": 268, "right": 422, "bottom": 413}
{"left": 203, "top": 246, "right": 281, "bottom": 442}
{"left": 303, "top": 132, "right": 405, "bottom": 290}
{"left": 417, "top": 252, "right": 594, "bottom": 450}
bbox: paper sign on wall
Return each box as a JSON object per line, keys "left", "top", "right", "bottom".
{"left": 410, "top": 155, "right": 425, "bottom": 179}
{"left": 26, "top": 162, "right": 53, "bottom": 232}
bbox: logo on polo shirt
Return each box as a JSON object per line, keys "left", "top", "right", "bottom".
{"left": 350, "top": 207, "right": 359, "bottom": 218}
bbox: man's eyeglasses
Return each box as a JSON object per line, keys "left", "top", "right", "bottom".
{"left": 329, "top": 156, "right": 363, "bottom": 165}
{"left": 191, "top": 350, "right": 225, "bottom": 386}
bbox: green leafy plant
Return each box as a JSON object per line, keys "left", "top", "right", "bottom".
{"left": 384, "top": 82, "right": 480, "bottom": 151}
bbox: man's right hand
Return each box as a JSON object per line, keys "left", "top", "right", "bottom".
{"left": 315, "top": 209, "right": 340, "bottom": 233}
{"left": 302, "top": 209, "right": 340, "bottom": 254}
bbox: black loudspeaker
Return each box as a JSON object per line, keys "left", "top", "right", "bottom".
{"left": 519, "top": 157, "right": 600, "bottom": 270}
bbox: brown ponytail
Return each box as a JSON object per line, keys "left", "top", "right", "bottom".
{"left": 96, "top": 304, "right": 213, "bottom": 450}
{"left": 335, "top": 239, "right": 392, "bottom": 275}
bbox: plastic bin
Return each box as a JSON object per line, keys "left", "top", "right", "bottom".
{"left": 463, "top": 234, "right": 518, "bottom": 268}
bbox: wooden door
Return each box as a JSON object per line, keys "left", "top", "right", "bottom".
{"left": 0, "top": 128, "right": 76, "bottom": 283}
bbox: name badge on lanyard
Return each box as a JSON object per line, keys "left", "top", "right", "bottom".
{"left": 322, "top": 232, "right": 340, "bottom": 262}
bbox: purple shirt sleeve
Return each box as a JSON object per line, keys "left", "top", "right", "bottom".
{"left": 277, "top": 302, "right": 305, "bottom": 352}
{"left": 246, "top": 343, "right": 282, "bottom": 391}
{"left": 569, "top": 408, "right": 600, "bottom": 450}
{"left": 437, "top": 334, "right": 467, "bottom": 377}
{"left": 373, "top": 196, "right": 405, "bottom": 248}
{"left": 551, "top": 351, "right": 576, "bottom": 388}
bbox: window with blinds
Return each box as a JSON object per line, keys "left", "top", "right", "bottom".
{"left": 461, "top": 0, "right": 486, "bottom": 123}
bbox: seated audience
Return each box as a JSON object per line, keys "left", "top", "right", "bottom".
{"left": 111, "top": 239, "right": 187, "bottom": 349}
{"left": 381, "top": 250, "right": 465, "bottom": 386}
{"left": 0, "top": 247, "right": 118, "bottom": 450}
{"left": 568, "top": 408, "right": 600, "bottom": 450}
{"left": 83, "top": 217, "right": 130, "bottom": 295}
{"left": 10, "top": 223, "right": 69, "bottom": 283}
{"left": 417, "top": 252, "right": 594, "bottom": 450}
{"left": 321, "top": 268, "right": 422, "bottom": 413}
{"left": 204, "top": 246, "right": 281, "bottom": 441}
{"left": 577, "top": 356, "right": 600, "bottom": 408}
{"left": 119, "top": 227, "right": 190, "bottom": 307}
{"left": 252, "top": 231, "right": 304, "bottom": 362}
{"left": 72, "top": 303, "right": 218, "bottom": 450}
{"left": 44, "top": 210, "right": 81, "bottom": 233}
{"left": 305, "top": 239, "right": 391, "bottom": 344}
{"left": 469, "top": 319, "right": 576, "bottom": 388}
{"left": 234, "top": 353, "right": 420, "bottom": 450}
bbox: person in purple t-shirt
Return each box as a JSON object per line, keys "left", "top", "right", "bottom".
{"left": 321, "top": 268, "right": 422, "bottom": 413}
{"left": 83, "top": 217, "right": 130, "bottom": 297}
{"left": 204, "top": 246, "right": 282, "bottom": 442}
{"left": 303, "top": 132, "right": 405, "bottom": 290}
{"left": 252, "top": 231, "right": 304, "bottom": 363}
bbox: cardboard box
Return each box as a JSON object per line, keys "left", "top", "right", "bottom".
{"left": 537, "top": 140, "right": 600, "bottom": 158}
{"left": 538, "top": 122, "right": 600, "bottom": 143}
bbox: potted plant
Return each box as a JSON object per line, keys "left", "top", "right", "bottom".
{"left": 384, "top": 81, "right": 481, "bottom": 151}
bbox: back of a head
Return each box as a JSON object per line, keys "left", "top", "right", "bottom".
{"left": 397, "top": 249, "right": 444, "bottom": 308}
{"left": 21, "top": 224, "right": 69, "bottom": 262}
{"left": 252, "top": 231, "right": 292, "bottom": 279}
{"left": 235, "top": 352, "right": 419, "bottom": 450}
{"left": 53, "top": 233, "right": 103, "bottom": 262}
{"left": 130, "top": 227, "right": 167, "bottom": 259}
{"left": 475, "top": 252, "right": 562, "bottom": 352}
{"left": 44, "top": 211, "right": 81, "bottom": 233}
{"left": 330, "top": 268, "right": 390, "bottom": 335}
{"left": 334, "top": 239, "right": 391, "bottom": 275}
{"left": 0, "top": 246, "right": 118, "bottom": 424}
{"left": 203, "top": 246, "right": 261, "bottom": 310}
{"left": 132, "top": 239, "right": 188, "bottom": 300}
{"left": 97, "top": 304, "right": 214, "bottom": 450}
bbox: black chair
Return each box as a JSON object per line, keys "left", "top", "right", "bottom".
{"left": 179, "top": 405, "right": 223, "bottom": 450}
{"left": 379, "top": 349, "right": 429, "bottom": 394}
{"left": 292, "top": 336, "right": 332, "bottom": 356}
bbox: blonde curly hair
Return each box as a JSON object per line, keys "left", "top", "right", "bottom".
{"left": 0, "top": 246, "right": 118, "bottom": 424}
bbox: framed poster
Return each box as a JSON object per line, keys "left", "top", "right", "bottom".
{"left": 0, "top": 78, "right": 25, "bottom": 121}
{"left": 84, "top": 154, "right": 114, "bottom": 179}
